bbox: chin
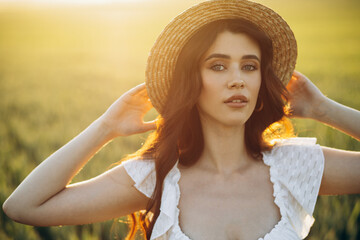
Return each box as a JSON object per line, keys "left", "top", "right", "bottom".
{"left": 224, "top": 119, "right": 248, "bottom": 127}
{"left": 198, "top": 109, "right": 252, "bottom": 128}
{"left": 224, "top": 113, "right": 252, "bottom": 126}
{"left": 210, "top": 116, "right": 249, "bottom": 128}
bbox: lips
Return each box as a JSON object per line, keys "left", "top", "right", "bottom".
{"left": 224, "top": 95, "right": 248, "bottom": 108}
{"left": 224, "top": 95, "right": 248, "bottom": 103}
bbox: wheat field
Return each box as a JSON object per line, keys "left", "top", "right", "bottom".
{"left": 0, "top": 0, "right": 359, "bottom": 239}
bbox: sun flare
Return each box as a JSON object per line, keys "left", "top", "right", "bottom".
{"left": 0, "top": 0, "right": 147, "bottom": 5}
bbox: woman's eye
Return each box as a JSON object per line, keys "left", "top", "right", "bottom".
{"left": 210, "top": 64, "right": 226, "bottom": 71}
{"left": 242, "top": 64, "right": 257, "bottom": 71}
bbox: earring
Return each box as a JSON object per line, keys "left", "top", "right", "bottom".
{"left": 255, "top": 97, "right": 263, "bottom": 112}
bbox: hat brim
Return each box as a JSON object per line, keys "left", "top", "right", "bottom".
{"left": 146, "top": 0, "right": 297, "bottom": 113}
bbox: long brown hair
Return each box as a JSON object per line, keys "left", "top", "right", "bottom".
{"left": 125, "top": 19, "right": 293, "bottom": 239}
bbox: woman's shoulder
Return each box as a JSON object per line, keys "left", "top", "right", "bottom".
{"left": 270, "top": 137, "right": 318, "bottom": 147}
{"left": 121, "top": 157, "right": 155, "bottom": 170}
{"left": 120, "top": 158, "right": 156, "bottom": 198}
{"left": 263, "top": 137, "right": 324, "bottom": 177}
{"left": 263, "top": 137, "right": 322, "bottom": 163}
{"left": 262, "top": 137, "right": 325, "bottom": 238}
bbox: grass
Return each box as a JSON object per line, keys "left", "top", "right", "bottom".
{"left": 0, "top": 0, "right": 359, "bottom": 239}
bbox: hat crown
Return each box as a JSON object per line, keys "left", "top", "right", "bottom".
{"left": 146, "top": 0, "right": 297, "bottom": 113}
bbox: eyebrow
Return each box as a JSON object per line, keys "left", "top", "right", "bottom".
{"left": 204, "top": 53, "right": 260, "bottom": 62}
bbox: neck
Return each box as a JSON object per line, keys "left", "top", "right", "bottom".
{"left": 197, "top": 118, "right": 253, "bottom": 176}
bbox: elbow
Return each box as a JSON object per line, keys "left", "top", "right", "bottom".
{"left": 3, "top": 197, "right": 31, "bottom": 225}
{"left": 3, "top": 197, "right": 52, "bottom": 226}
{"left": 3, "top": 197, "right": 21, "bottom": 223}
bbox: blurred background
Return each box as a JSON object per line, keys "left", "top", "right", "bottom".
{"left": 0, "top": 0, "right": 359, "bottom": 239}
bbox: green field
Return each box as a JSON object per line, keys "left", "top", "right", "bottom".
{"left": 0, "top": 0, "right": 359, "bottom": 239}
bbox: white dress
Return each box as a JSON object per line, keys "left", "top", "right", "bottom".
{"left": 121, "top": 137, "right": 325, "bottom": 240}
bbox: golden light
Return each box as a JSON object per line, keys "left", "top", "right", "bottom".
{"left": 0, "top": 0, "right": 147, "bottom": 5}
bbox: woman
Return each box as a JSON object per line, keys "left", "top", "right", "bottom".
{"left": 3, "top": 0, "right": 360, "bottom": 239}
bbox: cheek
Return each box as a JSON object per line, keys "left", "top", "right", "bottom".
{"left": 199, "top": 72, "right": 214, "bottom": 97}
{"left": 198, "top": 81, "right": 216, "bottom": 107}
{"left": 248, "top": 73, "right": 262, "bottom": 97}
{"left": 197, "top": 72, "right": 221, "bottom": 109}
{"left": 243, "top": 74, "right": 261, "bottom": 113}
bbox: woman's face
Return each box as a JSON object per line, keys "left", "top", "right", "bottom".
{"left": 197, "top": 31, "right": 261, "bottom": 127}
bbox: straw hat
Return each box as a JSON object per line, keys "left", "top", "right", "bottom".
{"left": 146, "top": 0, "right": 297, "bottom": 113}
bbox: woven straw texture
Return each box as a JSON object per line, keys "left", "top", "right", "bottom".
{"left": 146, "top": 0, "right": 297, "bottom": 113}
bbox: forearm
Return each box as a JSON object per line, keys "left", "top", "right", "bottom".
{"left": 310, "top": 96, "right": 360, "bottom": 140}
{"left": 4, "top": 117, "right": 113, "bottom": 212}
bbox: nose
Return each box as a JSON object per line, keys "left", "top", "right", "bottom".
{"left": 227, "top": 71, "right": 245, "bottom": 89}
{"left": 227, "top": 80, "right": 245, "bottom": 89}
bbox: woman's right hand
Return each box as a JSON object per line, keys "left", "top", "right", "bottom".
{"left": 2, "top": 83, "right": 155, "bottom": 226}
{"left": 100, "top": 83, "right": 157, "bottom": 137}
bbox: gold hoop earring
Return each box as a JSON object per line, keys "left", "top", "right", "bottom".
{"left": 255, "top": 98, "right": 263, "bottom": 112}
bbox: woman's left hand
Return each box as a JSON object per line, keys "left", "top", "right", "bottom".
{"left": 287, "top": 72, "right": 360, "bottom": 196}
{"left": 285, "top": 70, "right": 326, "bottom": 118}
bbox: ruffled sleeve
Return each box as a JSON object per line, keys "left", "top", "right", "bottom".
{"left": 262, "top": 137, "right": 325, "bottom": 239}
{"left": 121, "top": 158, "right": 156, "bottom": 198}
{"left": 150, "top": 162, "right": 181, "bottom": 240}
{"left": 121, "top": 158, "right": 182, "bottom": 240}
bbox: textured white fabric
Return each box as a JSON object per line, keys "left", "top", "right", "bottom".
{"left": 121, "top": 137, "right": 325, "bottom": 240}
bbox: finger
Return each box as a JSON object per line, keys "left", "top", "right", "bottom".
{"left": 131, "top": 84, "right": 151, "bottom": 100}
{"left": 138, "top": 86, "right": 150, "bottom": 98}
{"left": 286, "top": 76, "right": 297, "bottom": 90}
{"left": 141, "top": 100, "right": 154, "bottom": 113}
{"left": 292, "top": 70, "right": 303, "bottom": 78}
{"left": 140, "top": 120, "right": 157, "bottom": 132}
{"left": 287, "top": 71, "right": 302, "bottom": 90}
{"left": 292, "top": 70, "right": 310, "bottom": 83}
{"left": 145, "top": 98, "right": 154, "bottom": 107}
{"left": 127, "top": 83, "right": 146, "bottom": 96}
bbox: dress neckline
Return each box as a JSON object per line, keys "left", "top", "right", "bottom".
{"left": 142, "top": 137, "right": 321, "bottom": 239}
{"left": 173, "top": 152, "right": 286, "bottom": 240}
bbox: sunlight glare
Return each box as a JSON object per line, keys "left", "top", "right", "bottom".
{"left": 0, "top": 0, "right": 147, "bottom": 5}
